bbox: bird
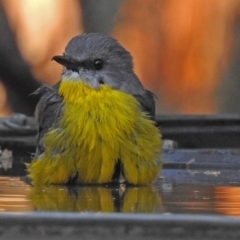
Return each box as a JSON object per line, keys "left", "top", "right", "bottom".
{"left": 27, "top": 33, "right": 162, "bottom": 186}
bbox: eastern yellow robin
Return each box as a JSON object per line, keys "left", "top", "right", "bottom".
{"left": 27, "top": 33, "right": 162, "bottom": 185}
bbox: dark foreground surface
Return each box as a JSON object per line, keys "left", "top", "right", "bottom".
{"left": 0, "top": 213, "right": 240, "bottom": 240}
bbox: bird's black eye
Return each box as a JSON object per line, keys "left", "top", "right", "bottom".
{"left": 94, "top": 59, "right": 104, "bottom": 70}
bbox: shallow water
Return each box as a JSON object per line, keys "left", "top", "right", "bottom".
{"left": 1, "top": 169, "right": 240, "bottom": 216}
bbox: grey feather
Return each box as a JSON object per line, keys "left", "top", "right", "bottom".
{"left": 60, "top": 33, "right": 146, "bottom": 95}
{"left": 133, "top": 90, "right": 156, "bottom": 120}
{"left": 33, "top": 83, "right": 62, "bottom": 157}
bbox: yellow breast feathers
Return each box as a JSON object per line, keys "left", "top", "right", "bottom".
{"left": 27, "top": 80, "right": 162, "bottom": 185}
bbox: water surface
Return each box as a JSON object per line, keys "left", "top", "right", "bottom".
{"left": 1, "top": 169, "right": 240, "bottom": 216}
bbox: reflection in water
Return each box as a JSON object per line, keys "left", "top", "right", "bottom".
{"left": 122, "top": 187, "right": 162, "bottom": 213}
{"left": 28, "top": 184, "right": 163, "bottom": 213}
{"left": 1, "top": 176, "right": 240, "bottom": 215}
{"left": 214, "top": 186, "right": 240, "bottom": 216}
{"left": 0, "top": 177, "right": 33, "bottom": 212}
{"left": 160, "top": 182, "right": 215, "bottom": 214}
{"left": 29, "top": 186, "right": 115, "bottom": 212}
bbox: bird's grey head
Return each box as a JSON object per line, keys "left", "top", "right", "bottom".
{"left": 52, "top": 33, "right": 144, "bottom": 95}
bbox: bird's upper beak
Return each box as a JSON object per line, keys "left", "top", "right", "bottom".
{"left": 52, "top": 55, "right": 80, "bottom": 74}
{"left": 52, "top": 55, "right": 74, "bottom": 67}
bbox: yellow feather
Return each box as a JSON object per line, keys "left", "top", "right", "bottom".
{"left": 27, "top": 80, "right": 162, "bottom": 185}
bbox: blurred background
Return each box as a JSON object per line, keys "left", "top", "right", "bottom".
{"left": 0, "top": 0, "right": 240, "bottom": 116}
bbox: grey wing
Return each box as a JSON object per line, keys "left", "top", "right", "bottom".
{"left": 34, "top": 84, "right": 63, "bottom": 157}
{"left": 134, "top": 90, "right": 156, "bottom": 120}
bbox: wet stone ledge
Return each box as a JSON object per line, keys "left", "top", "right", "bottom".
{"left": 0, "top": 213, "right": 239, "bottom": 240}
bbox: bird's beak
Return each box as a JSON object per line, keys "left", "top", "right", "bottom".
{"left": 52, "top": 55, "right": 73, "bottom": 67}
